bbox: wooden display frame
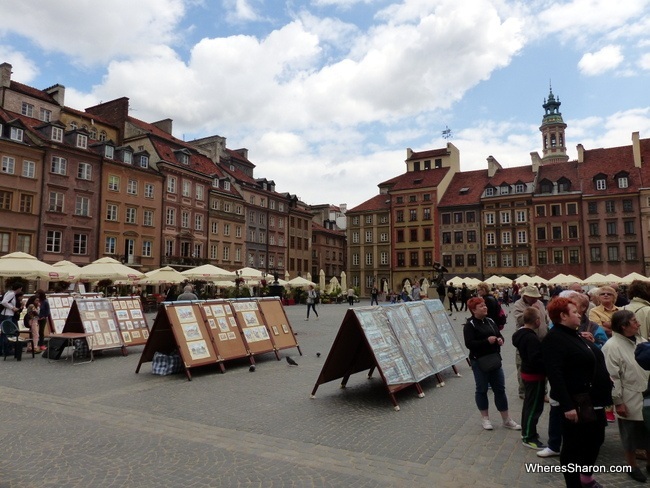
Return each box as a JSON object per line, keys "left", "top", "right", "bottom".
{"left": 111, "top": 297, "right": 149, "bottom": 347}
{"left": 256, "top": 297, "right": 301, "bottom": 356}
{"left": 47, "top": 293, "right": 75, "bottom": 334}
{"left": 311, "top": 307, "right": 421, "bottom": 410}
{"left": 420, "top": 300, "right": 468, "bottom": 365}
{"left": 198, "top": 300, "right": 250, "bottom": 366}
{"left": 229, "top": 299, "right": 278, "bottom": 360}
{"left": 63, "top": 297, "right": 126, "bottom": 355}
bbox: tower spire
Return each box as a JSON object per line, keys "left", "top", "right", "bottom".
{"left": 539, "top": 84, "right": 568, "bottom": 164}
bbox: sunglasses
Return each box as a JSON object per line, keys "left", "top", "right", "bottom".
{"left": 599, "top": 293, "right": 614, "bottom": 296}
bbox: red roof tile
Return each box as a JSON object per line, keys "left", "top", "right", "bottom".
{"left": 438, "top": 169, "right": 489, "bottom": 206}
{"left": 348, "top": 194, "right": 391, "bottom": 213}
{"left": 379, "top": 167, "right": 450, "bottom": 191}
{"left": 406, "top": 147, "right": 449, "bottom": 161}
{"left": 578, "top": 142, "right": 645, "bottom": 195}
{"left": 488, "top": 165, "right": 535, "bottom": 186}
{"left": 8, "top": 80, "right": 59, "bottom": 105}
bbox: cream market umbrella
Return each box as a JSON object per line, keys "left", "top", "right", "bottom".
{"left": 319, "top": 269, "right": 326, "bottom": 291}
{"left": 583, "top": 273, "right": 608, "bottom": 285}
{"left": 77, "top": 257, "right": 144, "bottom": 281}
{"left": 603, "top": 273, "right": 621, "bottom": 283}
{"left": 0, "top": 252, "right": 68, "bottom": 280}
{"left": 141, "top": 266, "right": 187, "bottom": 284}
{"left": 484, "top": 275, "right": 510, "bottom": 286}
{"left": 515, "top": 274, "right": 535, "bottom": 285}
{"left": 620, "top": 272, "right": 650, "bottom": 284}
{"left": 421, "top": 278, "right": 430, "bottom": 295}
{"left": 235, "top": 267, "right": 265, "bottom": 279}
{"left": 340, "top": 271, "right": 347, "bottom": 292}
{"left": 329, "top": 276, "right": 340, "bottom": 294}
{"left": 446, "top": 276, "right": 466, "bottom": 287}
{"left": 182, "top": 264, "right": 235, "bottom": 280}
{"left": 287, "top": 276, "right": 316, "bottom": 288}
{"left": 52, "top": 260, "right": 82, "bottom": 281}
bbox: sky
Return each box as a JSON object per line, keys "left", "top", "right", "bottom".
{"left": 1, "top": 0, "right": 650, "bottom": 209}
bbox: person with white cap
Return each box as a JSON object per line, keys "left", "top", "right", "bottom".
{"left": 512, "top": 285, "right": 550, "bottom": 398}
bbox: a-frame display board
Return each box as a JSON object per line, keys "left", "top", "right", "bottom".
{"left": 110, "top": 297, "right": 149, "bottom": 347}
{"left": 63, "top": 297, "right": 126, "bottom": 355}
{"left": 197, "top": 300, "right": 251, "bottom": 366}
{"left": 229, "top": 299, "right": 278, "bottom": 360}
{"left": 135, "top": 302, "right": 220, "bottom": 380}
{"left": 256, "top": 297, "right": 301, "bottom": 356}
{"left": 420, "top": 299, "right": 468, "bottom": 365}
{"left": 311, "top": 307, "right": 420, "bottom": 410}
{"left": 47, "top": 294, "right": 75, "bottom": 334}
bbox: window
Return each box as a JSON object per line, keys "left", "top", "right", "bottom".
{"left": 21, "top": 102, "right": 34, "bottom": 117}
{"left": 486, "top": 254, "right": 497, "bottom": 267}
{"left": 409, "top": 229, "right": 417, "bottom": 242}
{"left": 589, "top": 222, "right": 599, "bottom": 236}
{"left": 143, "top": 210, "right": 153, "bottom": 226}
{"left": 22, "top": 160, "right": 35, "bottom": 178}
{"left": 516, "top": 210, "right": 526, "bottom": 223}
{"left": 106, "top": 204, "right": 118, "bottom": 221}
{"left": 16, "top": 234, "right": 31, "bottom": 253}
{"left": 605, "top": 201, "right": 615, "bottom": 213}
{"left": 502, "top": 254, "right": 513, "bottom": 267}
{"left": 626, "top": 245, "right": 638, "bottom": 261}
{"left": 538, "top": 250, "right": 547, "bottom": 265}
{"left": 409, "top": 195, "right": 416, "bottom": 203}
{"left": 515, "top": 183, "right": 525, "bottom": 193}
{"left": 0, "top": 191, "right": 11, "bottom": 210}
{"left": 395, "top": 252, "right": 405, "bottom": 267}
{"left": 380, "top": 252, "right": 388, "bottom": 265}
{"left": 195, "top": 185, "right": 204, "bottom": 201}
{"left": 558, "top": 179, "right": 571, "bottom": 192}
{"left": 624, "top": 220, "right": 635, "bottom": 234}
{"left": 501, "top": 231, "right": 511, "bottom": 245}
{"left": 142, "top": 241, "right": 152, "bottom": 257}
{"left": 441, "top": 213, "right": 451, "bottom": 225}
{"left": 606, "top": 222, "right": 617, "bottom": 235}
{"left": 553, "top": 250, "right": 564, "bottom": 264}
{"left": 552, "top": 226, "right": 562, "bottom": 240}
{"left": 75, "top": 196, "right": 90, "bottom": 216}
{"left": 396, "top": 210, "right": 404, "bottom": 222}
{"left": 536, "top": 227, "right": 547, "bottom": 240}
{"left": 535, "top": 205, "right": 546, "bottom": 217}
{"left": 466, "top": 211, "right": 476, "bottom": 222}
{"left": 1, "top": 156, "right": 15, "bottom": 174}
{"left": 40, "top": 108, "right": 52, "bottom": 122}
{"left": 396, "top": 196, "right": 404, "bottom": 204}
{"left": 104, "top": 145, "right": 114, "bottom": 159}
{"left": 182, "top": 181, "right": 191, "bottom": 197}
{"left": 224, "top": 202, "right": 232, "bottom": 212}
{"left": 48, "top": 192, "right": 64, "bottom": 212}
{"left": 423, "top": 208, "right": 431, "bottom": 220}
{"left": 127, "top": 179, "right": 138, "bottom": 195}
{"left": 365, "top": 231, "right": 372, "bottom": 243}
{"left": 454, "top": 212, "right": 463, "bottom": 224}
{"left": 443, "top": 255, "right": 452, "bottom": 267}
{"left": 442, "top": 232, "right": 451, "bottom": 244}
{"left": 517, "top": 253, "right": 528, "bottom": 267}
{"left": 423, "top": 194, "right": 431, "bottom": 201}
{"left": 500, "top": 185, "right": 509, "bottom": 195}
{"left": 486, "top": 232, "right": 495, "bottom": 245}
{"left": 569, "top": 249, "right": 579, "bottom": 264}
{"left": 607, "top": 245, "right": 619, "bottom": 261}
{"left": 366, "top": 253, "right": 373, "bottom": 265}
{"left": 517, "top": 230, "right": 527, "bottom": 244}
{"left": 10, "top": 127, "right": 23, "bottom": 141}
{"left": 380, "top": 232, "right": 388, "bottom": 242}
{"left": 195, "top": 214, "right": 203, "bottom": 231}
{"left": 352, "top": 231, "right": 359, "bottom": 243}
{"left": 46, "top": 230, "right": 62, "bottom": 253}
{"left": 596, "top": 178, "right": 607, "bottom": 190}
{"left": 235, "top": 226, "right": 241, "bottom": 238}
{"left": 223, "top": 224, "right": 230, "bottom": 236}
{"left": 144, "top": 183, "right": 154, "bottom": 198}
{"left": 223, "top": 246, "right": 230, "bottom": 261}
{"left": 122, "top": 151, "right": 132, "bottom": 164}
{"left": 568, "top": 225, "right": 578, "bottom": 239}
{"left": 365, "top": 215, "right": 373, "bottom": 224}
{"left": 105, "top": 236, "right": 117, "bottom": 254}
{"left": 467, "top": 230, "right": 476, "bottom": 242}
{"left": 485, "top": 187, "right": 494, "bottom": 197}
{"left": 590, "top": 246, "right": 602, "bottom": 262}
{"left": 52, "top": 127, "right": 63, "bottom": 142}
{"left": 396, "top": 230, "right": 405, "bottom": 242}
{"left": 451, "top": 254, "right": 463, "bottom": 267}
{"left": 485, "top": 213, "right": 495, "bottom": 225}
{"left": 181, "top": 211, "right": 189, "bottom": 228}
{"left": 211, "top": 221, "right": 219, "bottom": 234}
{"left": 618, "top": 176, "right": 629, "bottom": 188}
{"left": 166, "top": 208, "right": 176, "bottom": 225}
{"left": 76, "top": 134, "right": 88, "bottom": 149}
{"left": 125, "top": 207, "right": 137, "bottom": 224}
{"left": 588, "top": 202, "right": 597, "bottom": 214}
{"left": 77, "top": 162, "right": 92, "bottom": 180}
{"left": 51, "top": 156, "right": 67, "bottom": 175}
{"left": 167, "top": 176, "right": 177, "bottom": 194}
{"left": 139, "top": 155, "right": 149, "bottom": 168}
{"left": 454, "top": 231, "right": 463, "bottom": 243}
{"left": 73, "top": 234, "right": 88, "bottom": 255}
{"left": 424, "top": 251, "right": 433, "bottom": 266}
{"left": 500, "top": 211, "right": 510, "bottom": 224}
{"left": 468, "top": 254, "right": 477, "bottom": 266}
{"left": 551, "top": 204, "right": 561, "bottom": 216}
{"left": 352, "top": 253, "right": 360, "bottom": 266}
{"left": 566, "top": 203, "right": 578, "bottom": 215}
{"left": 19, "top": 194, "right": 32, "bottom": 213}
{"left": 623, "top": 199, "right": 633, "bottom": 212}
{"left": 108, "top": 175, "right": 120, "bottom": 191}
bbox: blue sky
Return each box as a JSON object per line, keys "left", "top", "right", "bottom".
{"left": 1, "top": 0, "right": 649, "bottom": 208}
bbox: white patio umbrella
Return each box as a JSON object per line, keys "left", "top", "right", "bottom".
{"left": 421, "top": 278, "right": 430, "bottom": 295}
{"left": 77, "top": 257, "right": 144, "bottom": 281}
{"left": 235, "top": 267, "right": 265, "bottom": 279}
{"left": 329, "top": 276, "right": 340, "bottom": 293}
{"left": 620, "top": 272, "right": 649, "bottom": 284}
{"left": 340, "top": 271, "right": 347, "bottom": 291}
{"left": 182, "top": 264, "right": 235, "bottom": 280}
{"left": 52, "top": 260, "right": 82, "bottom": 281}
{"left": 446, "top": 276, "right": 466, "bottom": 287}
{"left": 0, "top": 252, "right": 68, "bottom": 281}
{"left": 287, "top": 276, "right": 316, "bottom": 288}
{"left": 141, "top": 266, "right": 187, "bottom": 284}
{"left": 319, "top": 269, "right": 326, "bottom": 291}
{"left": 515, "top": 274, "right": 535, "bottom": 284}
{"left": 583, "top": 273, "right": 608, "bottom": 285}
{"left": 603, "top": 273, "right": 621, "bottom": 283}
{"left": 484, "top": 275, "right": 510, "bottom": 286}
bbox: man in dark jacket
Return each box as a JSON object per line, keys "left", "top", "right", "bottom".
{"left": 512, "top": 307, "right": 546, "bottom": 450}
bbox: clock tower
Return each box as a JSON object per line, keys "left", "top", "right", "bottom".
{"left": 539, "top": 85, "right": 569, "bottom": 164}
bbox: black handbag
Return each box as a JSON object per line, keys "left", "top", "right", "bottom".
{"left": 476, "top": 352, "right": 502, "bottom": 373}
{"left": 571, "top": 392, "right": 597, "bottom": 423}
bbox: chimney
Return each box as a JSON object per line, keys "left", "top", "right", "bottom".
{"left": 152, "top": 118, "right": 173, "bottom": 135}
{"left": 486, "top": 155, "right": 502, "bottom": 178}
{"left": 0, "top": 62, "right": 12, "bottom": 88}
{"left": 530, "top": 151, "right": 541, "bottom": 173}
{"left": 234, "top": 148, "right": 248, "bottom": 159}
{"left": 44, "top": 84, "right": 65, "bottom": 106}
{"left": 632, "top": 131, "right": 641, "bottom": 168}
{"left": 577, "top": 144, "right": 584, "bottom": 163}
{"left": 406, "top": 147, "right": 413, "bottom": 160}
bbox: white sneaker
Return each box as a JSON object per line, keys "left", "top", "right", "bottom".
{"left": 536, "top": 447, "right": 560, "bottom": 458}
{"left": 482, "top": 418, "right": 493, "bottom": 430}
{"left": 503, "top": 418, "right": 521, "bottom": 430}
{"left": 304, "top": 318, "right": 309, "bottom": 321}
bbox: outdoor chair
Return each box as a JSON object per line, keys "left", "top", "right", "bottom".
{"left": 1, "top": 319, "right": 35, "bottom": 360}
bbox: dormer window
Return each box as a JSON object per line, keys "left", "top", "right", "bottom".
{"left": 122, "top": 151, "right": 132, "bottom": 164}
{"left": 179, "top": 153, "right": 189, "bottom": 165}
{"left": 212, "top": 178, "right": 219, "bottom": 188}
{"left": 515, "top": 183, "right": 525, "bottom": 193}
{"left": 52, "top": 127, "right": 63, "bottom": 142}
{"left": 139, "top": 155, "right": 149, "bottom": 168}
{"left": 558, "top": 178, "right": 571, "bottom": 192}
{"left": 223, "top": 181, "right": 231, "bottom": 191}
{"left": 484, "top": 187, "right": 494, "bottom": 197}
{"left": 10, "top": 127, "right": 23, "bottom": 142}
{"left": 540, "top": 179, "right": 553, "bottom": 194}
{"left": 618, "top": 176, "right": 629, "bottom": 189}
{"left": 76, "top": 134, "right": 88, "bottom": 149}
{"left": 500, "top": 185, "right": 509, "bottom": 195}
{"left": 104, "top": 145, "right": 114, "bottom": 159}
{"left": 595, "top": 178, "right": 607, "bottom": 191}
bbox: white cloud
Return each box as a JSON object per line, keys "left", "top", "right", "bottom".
{"left": 0, "top": 0, "right": 184, "bottom": 65}
{"left": 578, "top": 45, "right": 624, "bottom": 75}
{"left": 223, "top": 0, "right": 262, "bottom": 23}
{"left": 639, "top": 53, "right": 650, "bottom": 70}
{"left": 0, "top": 47, "right": 39, "bottom": 82}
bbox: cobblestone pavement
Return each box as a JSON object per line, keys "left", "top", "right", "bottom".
{"left": 0, "top": 300, "right": 644, "bottom": 487}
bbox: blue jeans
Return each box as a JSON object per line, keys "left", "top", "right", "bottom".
{"left": 471, "top": 359, "right": 509, "bottom": 412}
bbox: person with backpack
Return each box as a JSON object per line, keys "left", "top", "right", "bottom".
{"left": 1, "top": 283, "right": 23, "bottom": 325}
{"left": 305, "top": 285, "right": 319, "bottom": 321}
